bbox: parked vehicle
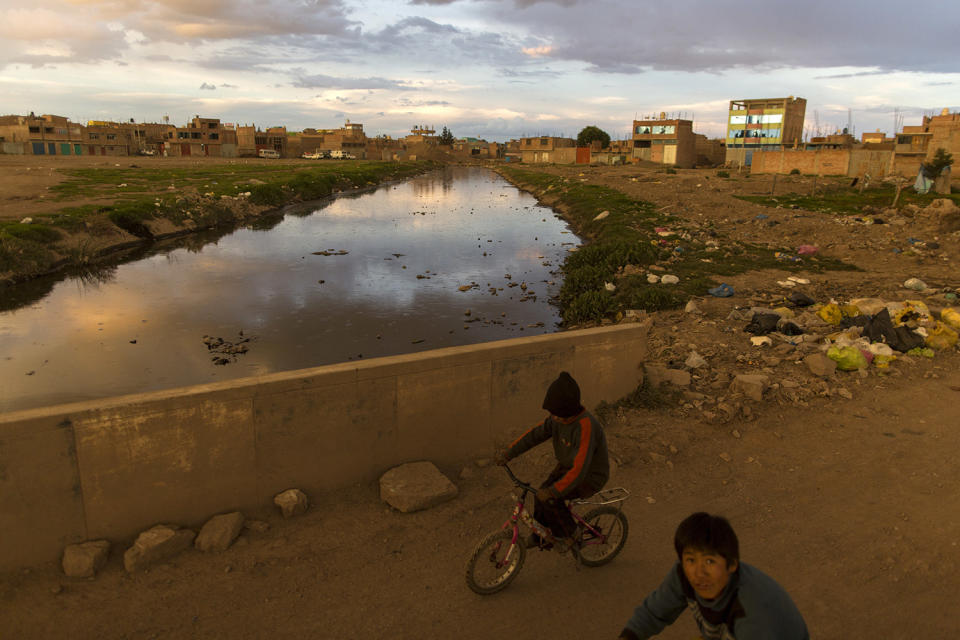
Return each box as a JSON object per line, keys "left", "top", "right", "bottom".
{"left": 329, "top": 150, "right": 356, "bottom": 160}
{"left": 258, "top": 149, "right": 280, "bottom": 159}
{"left": 301, "top": 150, "right": 327, "bottom": 159}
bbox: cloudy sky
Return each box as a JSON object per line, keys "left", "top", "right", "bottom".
{"left": 2, "top": 0, "right": 958, "bottom": 142}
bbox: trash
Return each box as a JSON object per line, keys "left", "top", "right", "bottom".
{"left": 873, "top": 354, "right": 897, "bottom": 368}
{"left": 708, "top": 284, "right": 734, "bottom": 297}
{"left": 892, "top": 300, "right": 931, "bottom": 325}
{"left": 779, "top": 321, "right": 804, "bottom": 336}
{"left": 903, "top": 277, "right": 927, "bottom": 291}
{"left": 867, "top": 343, "right": 895, "bottom": 357}
{"left": 19, "top": 217, "right": 32, "bottom": 224}
{"left": 826, "top": 345, "right": 868, "bottom": 371}
{"left": 775, "top": 251, "right": 802, "bottom": 262}
{"left": 750, "top": 336, "right": 772, "bottom": 347}
{"left": 745, "top": 313, "right": 781, "bottom": 335}
{"left": 647, "top": 274, "right": 661, "bottom": 284}
{"left": 946, "top": 293, "right": 958, "bottom": 303}
{"left": 754, "top": 214, "right": 769, "bottom": 220}
{"left": 796, "top": 245, "right": 818, "bottom": 255}
{"left": 685, "top": 351, "right": 708, "bottom": 369}
{"left": 817, "top": 304, "right": 843, "bottom": 325}
{"left": 862, "top": 308, "right": 925, "bottom": 353}
{"left": 787, "top": 276, "right": 810, "bottom": 284}
{"left": 840, "top": 304, "right": 861, "bottom": 318}
{"left": 925, "top": 322, "right": 959, "bottom": 350}
{"left": 772, "top": 306, "right": 795, "bottom": 319}
{"left": 940, "top": 308, "right": 960, "bottom": 332}
{"left": 849, "top": 298, "right": 886, "bottom": 315}
{"left": 593, "top": 210, "right": 610, "bottom": 221}
{"left": 777, "top": 280, "right": 797, "bottom": 288}
{"left": 788, "top": 292, "right": 815, "bottom": 307}
{"left": 907, "top": 347, "right": 935, "bottom": 358}
{"left": 660, "top": 275, "right": 680, "bottom": 285}
{"left": 604, "top": 282, "right": 616, "bottom": 292}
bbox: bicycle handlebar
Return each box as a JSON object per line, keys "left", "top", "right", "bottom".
{"left": 502, "top": 463, "right": 536, "bottom": 492}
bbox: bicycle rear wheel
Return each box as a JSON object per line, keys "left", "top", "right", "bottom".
{"left": 465, "top": 529, "right": 526, "bottom": 595}
{"left": 576, "top": 506, "right": 628, "bottom": 567}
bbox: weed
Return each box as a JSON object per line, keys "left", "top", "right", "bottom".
{"left": 716, "top": 170, "right": 730, "bottom": 178}
{"left": 789, "top": 168, "right": 801, "bottom": 175}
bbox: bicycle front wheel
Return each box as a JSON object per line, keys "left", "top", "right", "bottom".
{"left": 465, "top": 529, "right": 526, "bottom": 595}
{"left": 577, "top": 506, "right": 629, "bottom": 567}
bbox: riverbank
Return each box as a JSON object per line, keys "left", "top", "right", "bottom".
{"left": 0, "top": 157, "right": 435, "bottom": 287}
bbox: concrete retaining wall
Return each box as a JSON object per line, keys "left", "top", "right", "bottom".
{"left": 0, "top": 322, "right": 649, "bottom": 571}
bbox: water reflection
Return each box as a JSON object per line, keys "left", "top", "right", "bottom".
{"left": 0, "top": 166, "right": 579, "bottom": 413}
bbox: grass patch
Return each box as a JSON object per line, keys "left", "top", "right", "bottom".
{"left": 498, "top": 166, "right": 857, "bottom": 325}
{"left": 735, "top": 185, "right": 960, "bottom": 215}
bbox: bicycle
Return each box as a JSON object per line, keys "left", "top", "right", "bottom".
{"left": 465, "top": 463, "right": 630, "bottom": 595}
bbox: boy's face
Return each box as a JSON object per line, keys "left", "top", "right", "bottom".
{"left": 681, "top": 547, "right": 738, "bottom": 600}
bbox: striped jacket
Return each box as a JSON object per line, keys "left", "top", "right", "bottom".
{"left": 505, "top": 409, "right": 609, "bottom": 498}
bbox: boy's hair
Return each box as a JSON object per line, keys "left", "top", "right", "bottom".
{"left": 673, "top": 512, "right": 740, "bottom": 568}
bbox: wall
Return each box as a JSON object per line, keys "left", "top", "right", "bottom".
{"left": 750, "top": 148, "right": 850, "bottom": 175}
{"left": 0, "top": 322, "right": 649, "bottom": 571}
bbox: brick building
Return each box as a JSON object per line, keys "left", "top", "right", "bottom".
{"left": 518, "top": 136, "right": 576, "bottom": 163}
{"left": 237, "top": 125, "right": 287, "bottom": 157}
{"left": 165, "top": 116, "right": 237, "bottom": 157}
{"left": 0, "top": 114, "right": 84, "bottom": 155}
{"left": 631, "top": 115, "right": 696, "bottom": 168}
{"left": 725, "top": 96, "right": 806, "bottom": 165}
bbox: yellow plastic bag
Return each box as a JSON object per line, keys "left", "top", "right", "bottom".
{"left": 840, "top": 304, "right": 861, "bottom": 318}
{"left": 817, "top": 303, "right": 843, "bottom": 325}
{"left": 893, "top": 300, "right": 931, "bottom": 325}
{"left": 925, "top": 322, "right": 959, "bottom": 350}
{"left": 827, "top": 345, "right": 868, "bottom": 370}
{"left": 773, "top": 306, "right": 795, "bottom": 319}
{"left": 941, "top": 307, "right": 960, "bottom": 332}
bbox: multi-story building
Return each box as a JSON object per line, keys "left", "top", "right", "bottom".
{"left": 290, "top": 121, "right": 367, "bottom": 158}
{"left": 84, "top": 121, "right": 134, "bottom": 156}
{"left": 0, "top": 114, "right": 84, "bottom": 155}
{"left": 725, "top": 96, "right": 806, "bottom": 165}
{"left": 236, "top": 125, "right": 286, "bottom": 157}
{"left": 631, "top": 115, "right": 696, "bottom": 168}
{"left": 519, "top": 136, "right": 576, "bottom": 163}
{"left": 899, "top": 108, "right": 960, "bottom": 159}
{"left": 165, "top": 116, "right": 237, "bottom": 157}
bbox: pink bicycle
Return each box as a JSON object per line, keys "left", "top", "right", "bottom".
{"left": 465, "top": 463, "right": 630, "bottom": 595}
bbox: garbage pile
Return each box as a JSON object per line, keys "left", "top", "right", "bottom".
{"left": 739, "top": 291, "right": 960, "bottom": 372}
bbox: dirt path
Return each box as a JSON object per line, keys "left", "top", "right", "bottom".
{"left": 1, "top": 353, "right": 958, "bottom": 639}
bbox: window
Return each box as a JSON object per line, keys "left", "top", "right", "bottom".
{"left": 89, "top": 133, "right": 99, "bottom": 140}
{"left": 760, "top": 128, "right": 781, "bottom": 138}
{"left": 44, "top": 127, "right": 54, "bottom": 133}
{"left": 209, "top": 133, "right": 219, "bottom": 140}
{"left": 760, "top": 114, "right": 783, "bottom": 124}
{"left": 729, "top": 115, "right": 746, "bottom": 125}
{"left": 652, "top": 125, "right": 675, "bottom": 134}
{"left": 106, "top": 134, "right": 116, "bottom": 140}
{"left": 635, "top": 125, "right": 651, "bottom": 134}
{"left": 29, "top": 126, "right": 40, "bottom": 133}
{"left": 57, "top": 128, "right": 67, "bottom": 135}
{"left": 540, "top": 137, "right": 549, "bottom": 146}
{"left": 178, "top": 131, "right": 189, "bottom": 139}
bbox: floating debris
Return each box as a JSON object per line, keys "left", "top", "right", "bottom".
{"left": 312, "top": 249, "right": 349, "bottom": 256}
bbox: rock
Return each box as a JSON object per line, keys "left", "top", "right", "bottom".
{"left": 661, "top": 274, "right": 680, "bottom": 285}
{"left": 62, "top": 540, "right": 110, "bottom": 578}
{"left": 379, "top": 461, "right": 458, "bottom": 513}
{"left": 729, "top": 374, "right": 769, "bottom": 402}
{"left": 685, "top": 351, "right": 708, "bottom": 369}
{"left": 647, "top": 274, "right": 661, "bottom": 284}
{"left": 837, "top": 388, "right": 853, "bottom": 400}
{"left": 804, "top": 353, "right": 837, "bottom": 377}
{"left": 719, "top": 452, "right": 732, "bottom": 463}
{"left": 123, "top": 525, "right": 195, "bottom": 573}
{"left": 593, "top": 210, "right": 610, "bottom": 221}
{"left": 459, "top": 465, "right": 475, "bottom": 480}
{"left": 903, "top": 277, "right": 927, "bottom": 291}
{"left": 604, "top": 282, "right": 616, "bottom": 292}
{"left": 750, "top": 336, "right": 772, "bottom": 347}
{"left": 195, "top": 512, "right": 245, "bottom": 552}
{"left": 684, "top": 300, "right": 701, "bottom": 314}
{"left": 274, "top": 489, "right": 309, "bottom": 518}
{"left": 19, "top": 217, "right": 33, "bottom": 224}
{"left": 645, "top": 363, "right": 691, "bottom": 387}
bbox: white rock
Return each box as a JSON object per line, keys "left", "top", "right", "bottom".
{"left": 593, "top": 210, "right": 610, "bottom": 221}
{"left": 274, "top": 488, "right": 309, "bottom": 518}
{"left": 750, "top": 336, "right": 772, "bottom": 347}
{"left": 661, "top": 274, "right": 680, "bottom": 285}
{"left": 684, "top": 300, "right": 701, "bottom": 314}
{"left": 903, "top": 277, "right": 927, "bottom": 291}
{"left": 729, "top": 374, "right": 769, "bottom": 402}
{"left": 604, "top": 282, "right": 616, "bottom": 292}
{"left": 62, "top": 540, "right": 110, "bottom": 578}
{"left": 19, "top": 217, "right": 33, "bottom": 224}
{"left": 379, "top": 461, "right": 458, "bottom": 513}
{"left": 647, "top": 274, "right": 661, "bottom": 284}
{"left": 685, "top": 351, "right": 708, "bottom": 369}
{"left": 123, "top": 525, "right": 195, "bottom": 573}
{"left": 195, "top": 512, "right": 245, "bottom": 552}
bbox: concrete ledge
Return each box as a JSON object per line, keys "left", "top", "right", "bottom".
{"left": 0, "top": 320, "right": 649, "bottom": 570}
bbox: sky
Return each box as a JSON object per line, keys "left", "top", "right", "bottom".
{"left": 1, "top": 0, "right": 959, "bottom": 142}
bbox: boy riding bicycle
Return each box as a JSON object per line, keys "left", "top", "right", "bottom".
{"left": 496, "top": 371, "right": 609, "bottom": 551}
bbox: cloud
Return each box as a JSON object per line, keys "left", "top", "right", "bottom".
{"left": 521, "top": 45, "right": 552, "bottom": 58}
{"left": 815, "top": 70, "right": 890, "bottom": 80}
{"left": 291, "top": 72, "right": 413, "bottom": 90}
{"left": 199, "top": 82, "right": 216, "bottom": 90}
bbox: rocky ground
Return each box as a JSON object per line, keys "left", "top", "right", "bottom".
{"left": 2, "top": 159, "right": 960, "bottom": 638}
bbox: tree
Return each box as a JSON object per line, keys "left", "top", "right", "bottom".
{"left": 438, "top": 126, "right": 455, "bottom": 146}
{"left": 922, "top": 147, "right": 954, "bottom": 178}
{"left": 576, "top": 125, "right": 610, "bottom": 149}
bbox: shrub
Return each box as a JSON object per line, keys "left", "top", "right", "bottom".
{"left": 563, "top": 289, "right": 616, "bottom": 324}
{"left": 716, "top": 170, "right": 730, "bottom": 178}
{"left": 247, "top": 182, "right": 286, "bottom": 206}
{"left": 789, "top": 168, "right": 801, "bottom": 175}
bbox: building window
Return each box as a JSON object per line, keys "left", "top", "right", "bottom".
{"left": 652, "top": 125, "right": 675, "bottom": 134}
{"left": 760, "top": 114, "right": 783, "bottom": 124}
{"left": 540, "top": 138, "right": 549, "bottom": 146}
{"left": 45, "top": 127, "right": 54, "bottom": 134}
{"left": 635, "top": 125, "right": 651, "bottom": 134}
{"left": 209, "top": 133, "right": 219, "bottom": 140}
{"left": 29, "top": 126, "right": 40, "bottom": 133}
{"left": 729, "top": 115, "right": 746, "bottom": 125}
{"left": 57, "top": 128, "right": 67, "bottom": 135}
{"left": 760, "top": 128, "right": 781, "bottom": 138}
{"left": 89, "top": 133, "right": 99, "bottom": 140}
{"left": 106, "top": 134, "right": 116, "bottom": 140}
{"left": 178, "top": 131, "right": 188, "bottom": 139}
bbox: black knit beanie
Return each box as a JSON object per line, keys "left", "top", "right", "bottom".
{"left": 542, "top": 371, "right": 582, "bottom": 418}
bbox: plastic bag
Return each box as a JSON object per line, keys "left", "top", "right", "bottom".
{"left": 817, "top": 303, "right": 843, "bottom": 325}
{"left": 925, "top": 322, "right": 959, "bottom": 350}
{"left": 840, "top": 304, "right": 861, "bottom": 318}
{"left": 941, "top": 307, "right": 960, "bottom": 332}
{"left": 827, "top": 345, "right": 868, "bottom": 371}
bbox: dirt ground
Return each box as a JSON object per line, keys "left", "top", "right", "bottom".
{"left": 2, "top": 159, "right": 960, "bottom": 638}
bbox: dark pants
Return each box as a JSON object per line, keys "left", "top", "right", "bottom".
{"left": 534, "top": 465, "right": 598, "bottom": 538}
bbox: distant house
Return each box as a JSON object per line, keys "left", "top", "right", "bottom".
{"left": 0, "top": 114, "right": 84, "bottom": 156}
{"left": 518, "top": 136, "right": 576, "bottom": 163}
{"left": 632, "top": 115, "right": 696, "bottom": 168}
{"left": 725, "top": 96, "right": 806, "bottom": 166}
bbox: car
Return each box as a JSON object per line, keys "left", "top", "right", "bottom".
{"left": 258, "top": 149, "right": 280, "bottom": 159}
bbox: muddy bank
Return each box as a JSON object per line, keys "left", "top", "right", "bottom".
{"left": 0, "top": 161, "right": 434, "bottom": 288}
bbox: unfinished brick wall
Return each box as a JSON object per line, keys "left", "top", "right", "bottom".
{"left": 751, "top": 149, "right": 850, "bottom": 175}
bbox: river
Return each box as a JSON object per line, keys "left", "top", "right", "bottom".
{"left": 0, "top": 166, "right": 580, "bottom": 413}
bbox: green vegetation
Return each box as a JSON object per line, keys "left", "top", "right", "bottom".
{"left": 2, "top": 161, "right": 433, "bottom": 284}
{"left": 498, "top": 166, "right": 856, "bottom": 325}
{"left": 735, "top": 185, "right": 960, "bottom": 215}
{"left": 922, "top": 147, "right": 954, "bottom": 178}
{"left": 576, "top": 125, "right": 611, "bottom": 149}
{"left": 789, "top": 168, "right": 801, "bottom": 175}
{"left": 438, "top": 126, "right": 455, "bottom": 146}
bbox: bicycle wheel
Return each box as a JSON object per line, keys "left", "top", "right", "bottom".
{"left": 576, "top": 506, "right": 628, "bottom": 567}
{"left": 465, "top": 529, "right": 526, "bottom": 595}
